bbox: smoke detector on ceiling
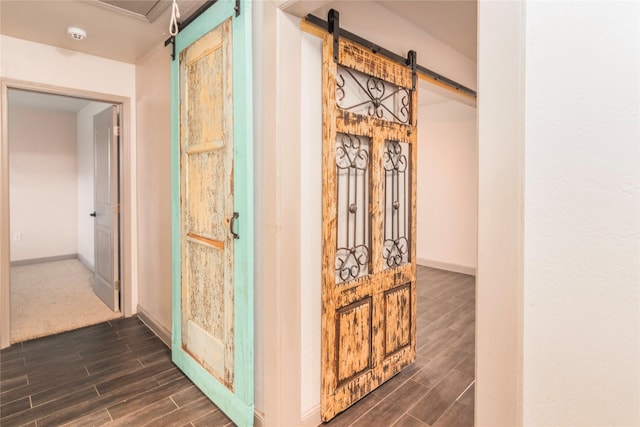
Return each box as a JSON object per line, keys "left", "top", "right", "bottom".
{"left": 67, "top": 27, "right": 87, "bottom": 41}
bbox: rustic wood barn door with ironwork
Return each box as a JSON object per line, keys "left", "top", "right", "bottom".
{"left": 321, "top": 33, "right": 418, "bottom": 421}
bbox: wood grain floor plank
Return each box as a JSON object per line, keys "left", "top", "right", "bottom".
{"left": 30, "top": 360, "right": 145, "bottom": 407}
{"left": 60, "top": 408, "right": 113, "bottom": 427}
{"left": 36, "top": 377, "right": 160, "bottom": 427}
{"left": 94, "top": 359, "right": 173, "bottom": 395}
{"left": 322, "top": 392, "right": 383, "bottom": 427}
{"left": 454, "top": 354, "right": 475, "bottom": 379}
{"left": 407, "top": 370, "right": 474, "bottom": 426}
{"left": 431, "top": 400, "right": 474, "bottom": 427}
{"left": 0, "top": 396, "right": 31, "bottom": 418}
{"left": 145, "top": 395, "right": 219, "bottom": 427}
{"left": 391, "top": 413, "right": 429, "bottom": 427}
{"left": 0, "top": 386, "right": 98, "bottom": 427}
{"left": 170, "top": 384, "right": 205, "bottom": 407}
{"left": 411, "top": 349, "right": 469, "bottom": 390}
{"left": 190, "top": 408, "right": 234, "bottom": 427}
{"left": 154, "top": 367, "right": 186, "bottom": 386}
{"left": 106, "top": 376, "right": 192, "bottom": 420}
{"left": 351, "top": 380, "right": 430, "bottom": 427}
{"left": 0, "top": 373, "right": 28, "bottom": 393}
{"left": 107, "top": 397, "right": 178, "bottom": 426}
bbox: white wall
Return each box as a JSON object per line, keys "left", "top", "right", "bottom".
{"left": 522, "top": 2, "right": 639, "bottom": 425}
{"left": 476, "top": 1, "right": 640, "bottom": 425}
{"left": 9, "top": 106, "right": 78, "bottom": 261}
{"left": 77, "top": 101, "right": 113, "bottom": 270}
{"left": 417, "top": 99, "right": 477, "bottom": 273}
{"left": 134, "top": 41, "right": 173, "bottom": 336}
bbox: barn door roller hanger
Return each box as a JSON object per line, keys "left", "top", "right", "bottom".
{"left": 308, "top": 9, "right": 476, "bottom": 97}
{"left": 164, "top": 0, "right": 241, "bottom": 60}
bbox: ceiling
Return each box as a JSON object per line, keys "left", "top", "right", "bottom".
{"left": 377, "top": 1, "right": 476, "bottom": 61}
{"left": 1, "top": 0, "right": 475, "bottom": 111}
{"left": 0, "top": 0, "right": 207, "bottom": 64}
{"left": 0, "top": 1, "right": 476, "bottom": 65}
{"left": 8, "top": 89, "right": 94, "bottom": 113}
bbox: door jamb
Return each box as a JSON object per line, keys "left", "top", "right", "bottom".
{"left": 0, "top": 78, "right": 133, "bottom": 349}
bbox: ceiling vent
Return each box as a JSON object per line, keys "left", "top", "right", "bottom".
{"left": 91, "top": 0, "right": 171, "bottom": 23}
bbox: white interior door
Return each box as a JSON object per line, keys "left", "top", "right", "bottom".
{"left": 92, "top": 105, "right": 120, "bottom": 312}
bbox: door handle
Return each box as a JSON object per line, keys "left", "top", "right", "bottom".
{"left": 230, "top": 212, "right": 239, "bottom": 240}
{"left": 90, "top": 212, "right": 97, "bottom": 217}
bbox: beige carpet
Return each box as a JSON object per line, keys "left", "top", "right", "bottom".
{"left": 10, "top": 259, "right": 121, "bottom": 343}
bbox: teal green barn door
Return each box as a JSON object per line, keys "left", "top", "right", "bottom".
{"left": 170, "top": 1, "right": 253, "bottom": 425}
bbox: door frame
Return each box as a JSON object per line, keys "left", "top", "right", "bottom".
{"left": 0, "top": 79, "right": 133, "bottom": 349}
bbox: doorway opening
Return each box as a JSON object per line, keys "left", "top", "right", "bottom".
{"left": 8, "top": 89, "right": 119, "bottom": 343}
{"left": 0, "top": 81, "right": 133, "bottom": 349}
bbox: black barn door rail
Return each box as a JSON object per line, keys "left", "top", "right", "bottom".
{"left": 306, "top": 10, "right": 477, "bottom": 99}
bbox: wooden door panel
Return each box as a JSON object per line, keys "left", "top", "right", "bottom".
{"left": 179, "top": 19, "right": 234, "bottom": 390}
{"left": 383, "top": 283, "right": 411, "bottom": 356}
{"left": 185, "top": 150, "right": 227, "bottom": 243}
{"left": 336, "top": 297, "right": 373, "bottom": 384}
{"left": 322, "top": 35, "right": 418, "bottom": 421}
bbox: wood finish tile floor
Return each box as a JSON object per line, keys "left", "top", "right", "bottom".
{"left": 0, "top": 317, "right": 233, "bottom": 426}
{"left": 0, "top": 266, "right": 474, "bottom": 426}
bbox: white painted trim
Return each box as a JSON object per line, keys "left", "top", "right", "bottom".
{"left": 137, "top": 305, "right": 171, "bottom": 347}
{"left": 10, "top": 253, "right": 78, "bottom": 267}
{"left": 417, "top": 258, "right": 476, "bottom": 276}
{"left": 254, "top": 411, "right": 265, "bottom": 427}
{"left": 476, "top": 1, "right": 525, "bottom": 425}
{"left": 0, "top": 81, "right": 9, "bottom": 349}
{"left": 276, "top": 0, "right": 333, "bottom": 18}
{"left": 255, "top": 3, "right": 304, "bottom": 424}
{"left": 0, "top": 78, "right": 134, "bottom": 349}
{"left": 301, "top": 405, "right": 321, "bottom": 427}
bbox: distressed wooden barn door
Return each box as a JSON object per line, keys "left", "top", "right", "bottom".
{"left": 321, "top": 35, "right": 418, "bottom": 421}
{"left": 171, "top": 1, "right": 253, "bottom": 426}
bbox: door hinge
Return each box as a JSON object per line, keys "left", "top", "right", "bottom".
{"left": 115, "top": 280, "right": 120, "bottom": 291}
{"left": 113, "top": 125, "right": 120, "bottom": 137}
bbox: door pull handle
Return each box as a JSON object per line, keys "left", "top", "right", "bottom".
{"left": 90, "top": 212, "right": 97, "bottom": 217}
{"left": 230, "top": 212, "right": 239, "bottom": 240}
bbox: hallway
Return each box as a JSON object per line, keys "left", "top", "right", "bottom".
{"left": 0, "top": 266, "right": 474, "bottom": 426}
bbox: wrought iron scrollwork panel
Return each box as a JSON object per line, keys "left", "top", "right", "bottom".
{"left": 383, "top": 140, "right": 410, "bottom": 269}
{"left": 335, "top": 133, "right": 371, "bottom": 284}
{"left": 336, "top": 65, "right": 411, "bottom": 125}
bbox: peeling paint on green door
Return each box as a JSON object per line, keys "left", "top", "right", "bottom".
{"left": 171, "top": 1, "right": 253, "bottom": 425}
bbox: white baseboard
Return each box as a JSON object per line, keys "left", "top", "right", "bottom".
{"left": 254, "top": 411, "right": 265, "bottom": 427}
{"left": 77, "top": 253, "right": 95, "bottom": 272}
{"left": 252, "top": 407, "right": 319, "bottom": 427}
{"left": 136, "top": 305, "right": 171, "bottom": 347}
{"left": 10, "top": 253, "right": 77, "bottom": 267}
{"left": 417, "top": 258, "right": 476, "bottom": 276}
{"left": 301, "top": 405, "right": 321, "bottom": 427}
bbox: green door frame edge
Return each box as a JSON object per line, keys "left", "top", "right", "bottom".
{"left": 170, "top": 1, "right": 254, "bottom": 426}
